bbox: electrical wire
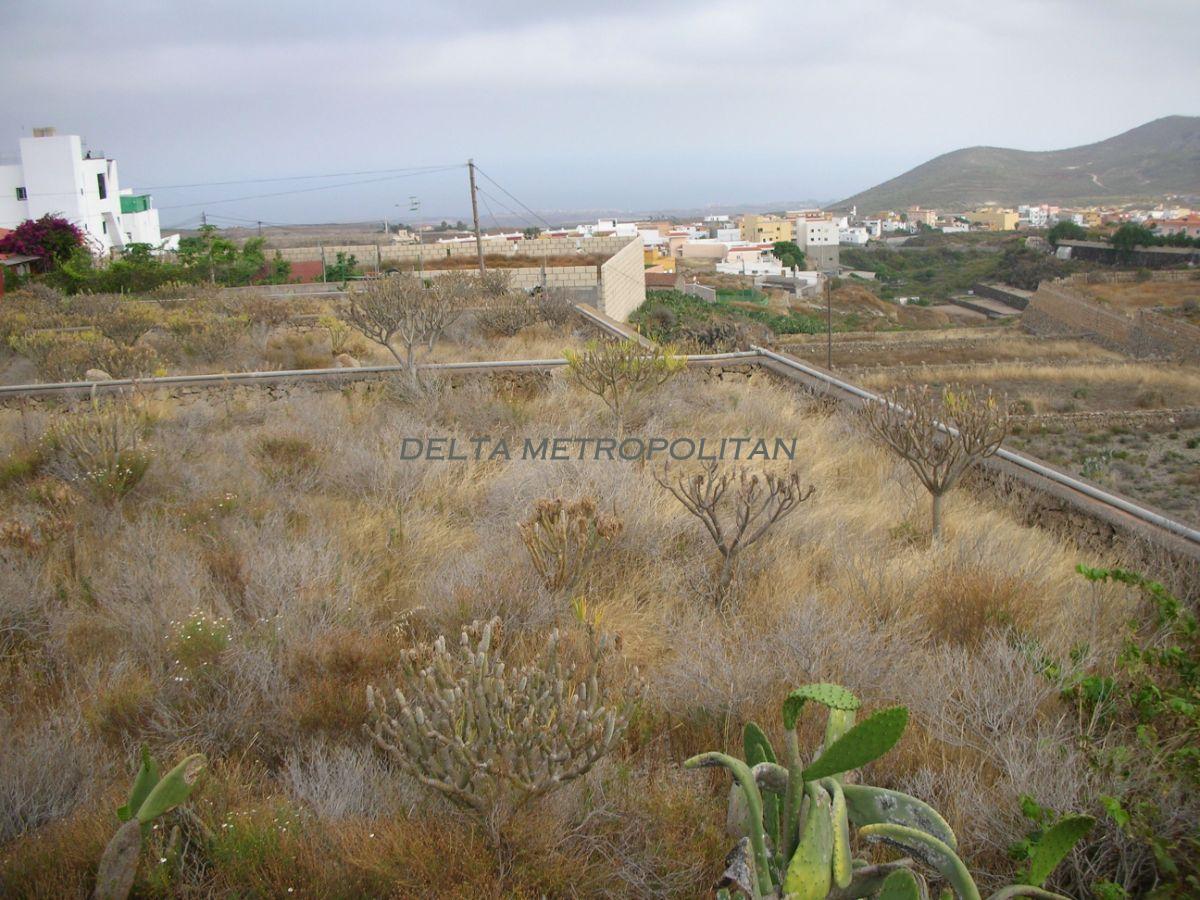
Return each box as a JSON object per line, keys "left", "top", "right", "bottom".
{"left": 143, "top": 163, "right": 462, "bottom": 191}
{"left": 156, "top": 165, "right": 464, "bottom": 211}
{"left": 472, "top": 166, "right": 553, "bottom": 229}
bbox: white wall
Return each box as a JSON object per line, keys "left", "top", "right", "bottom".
{"left": 796, "top": 218, "right": 838, "bottom": 246}
{"left": 0, "top": 164, "right": 24, "bottom": 229}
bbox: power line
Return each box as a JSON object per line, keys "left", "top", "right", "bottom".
{"left": 472, "top": 165, "right": 553, "bottom": 229}
{"left": 477, "top": 189, "right": 502, "bottom": 231}
{"left": 476, "top": 186, "right": 532, "bottom": 230}
{"left": 143, "top": 163, "right": 462, "bottom": 192}
{"left": 156, "top": 165, "right": 464, "bottom": 211}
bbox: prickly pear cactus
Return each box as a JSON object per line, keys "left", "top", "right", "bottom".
{"left": 94, "top": 749, "right": 207, "bottom": 900}
{"left": 685, "top": 684, "right": 1092, "bottom": 900}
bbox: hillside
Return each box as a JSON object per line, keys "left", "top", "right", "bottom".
{"left": 836, "top": 115, "right": 1200, "bottom": 212}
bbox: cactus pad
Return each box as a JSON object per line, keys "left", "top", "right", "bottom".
{"left": 859, "top": 822, "right": 981, "bottom": 900}
{"left": 843, "top": 783, "right": 958, "bottom": 850}
{"left": 1023, "top": 815, "right": 1095, "bottom": 887}
{"left": 877, "top": 868, "right": 924, "bottom": 900}
{"left": 803, "top": 706, "right": 908, "bottom": 780}
{"left": 782, "top": 683, "right": 861, "bottom": 728}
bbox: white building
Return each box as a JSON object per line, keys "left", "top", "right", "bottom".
{"left": 838, "top": 226, "right": 869, "bottom": 245}
{"left": 795, "top": 217, "right": 840, "bottom": 269}
{"left": 0, "top": 128, "right": 173, "bottom": 255}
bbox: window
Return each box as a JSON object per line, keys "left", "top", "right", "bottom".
{"left": 102, "top": 220, "right": 107, "bottom": 234}
{"left": 97, "top": 173, "right": 107, "bottom": 200}
{"left": 15, "top": 186, "right": 26, "bottom": 201}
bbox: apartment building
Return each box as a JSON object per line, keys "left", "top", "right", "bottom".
{"left": 969, "top": 207, "right": 1019, "bottom": 231}
{"left": 0, "top": 128, "right": 172, "bottom": 254}
{"left": 906, "top": 206, "right": 938, "bottom": 227}
{"left": 795, "top": 217, "right": 840, "bottom": 270}
{"left": 739, "top": 213, "right": 793, "bottom": 243}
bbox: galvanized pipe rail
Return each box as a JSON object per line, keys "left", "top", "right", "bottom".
{"left": 752, "top": 345, "right": 1200, "bottom": 548}
{"left": 2, "top": 323, "right": 1194, "bottom": 552}
{"left": 0, "top": 351, "right": 761, "bottom": 400}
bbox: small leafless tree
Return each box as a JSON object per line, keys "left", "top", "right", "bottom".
{"left": 564, "top": 339, "right": 685, "bottom": 436}
{"left": 863, "top": 384, "right": 1008, "bottom": 541}
{"left": 519, "top": 496, "right": 623, "bottom": 599}
{"left": 343, "top": 274, "right": 464, "bottom": 369}
{"left": 655, "top": 462, "right": 814, "bottom": 607}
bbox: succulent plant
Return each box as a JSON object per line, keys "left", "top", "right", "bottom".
{"left": 687, "top": 684, "right": 1092, "bottom": 899}
{"left": 94, "top": 747, "right": 207, "bottom": 900}
{"left": 366, "top": 618, "right": 636, "bottom": 830}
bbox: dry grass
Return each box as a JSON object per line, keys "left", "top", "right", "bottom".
{"left": 0, "top": 287, "right": 591, "bottom": 387}
{"left": 1078, "top": 279, "right": 1200, "bottom": 311}
{"left": 0, "top": 369, "right": 1166, "bottom": 896}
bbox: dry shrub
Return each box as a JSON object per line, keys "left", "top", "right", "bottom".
{"left": 222, "top": 292, "right": 300, "bottom": 327}
{"left": 252, "top": 434, "right": 321, "bottom": 483}
{"left": 264, "top": 330, "right": 330, "bottom": 370}
{"left": 8, "top": 330, "right": 102, "bottom": 381}
{"left": 286, "top": 628, "right": 399, "bottom": 735}
{"left": 473, "top": 294, "right": 539, "bottom": 336}
{"left": 1135, "top": 389, "right": 1166, "bottom": 409}
{"left": 916, "top": 564, "right": 1039, "bottom": 647}
{"left": 84, "top": 667, "right": 158, "bottom": 745}
{"left": 90, "top": 340, "right": 161, "bottom": 378}
{"left": 92, "top": 300, "right": 160, "bottom": 346}
{"left": 0, "top": 709, "right": 106, "bottom": 844}
{"left": 534, "top": 289, "right": 577, "bottom": 327}
{"left": 164, "top": 311, "right": 247, "bottom": 362}
{"left": 47, "top": 393, "right": 152, "bottom": 502}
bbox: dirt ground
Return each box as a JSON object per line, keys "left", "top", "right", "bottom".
{"left": 1008, "top": 422, "right": 1200, "bottom": 522}
{"left": 1076, "top": 279, "right": 1200, "bottom": 311}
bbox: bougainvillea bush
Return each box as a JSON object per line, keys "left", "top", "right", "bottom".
{"left": 0, "top": 214, "right": 85, "bottom": 268}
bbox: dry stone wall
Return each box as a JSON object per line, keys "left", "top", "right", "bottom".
{"left": 1023, "top": 280, "right": 1200, "bottom": 360}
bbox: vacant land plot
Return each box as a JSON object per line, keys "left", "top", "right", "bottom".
{"left": 857, "top": 361, "right": 1200, "bottom": 415}
{"left": 780, "top": 324, "right": 1200, "bottom": 522}
{"left": 1007, "top": 420, "right": 1200, "bottom": 522}
{"left": 778, "top": 328, "right": 1120, "bottom": 369}
{"left": 0, "top": 367, "right": 1191, "bottom": 896}
{"left": 0, "top": 283, "right": 588, "bottom": 386}
{"left": 1075, "top": 278, "right": 1200, "bottom": 312}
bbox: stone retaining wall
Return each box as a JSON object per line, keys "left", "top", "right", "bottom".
{"left": 1023, "top": 281, "right": 1200, "bottom": 360}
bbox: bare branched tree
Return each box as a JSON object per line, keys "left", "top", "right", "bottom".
{"left": 564, "top": 339, "right": 685, "bottom": 436}
{"left": 519, "top": 496, "right": 623, "bottom": 599}
{"left": 654, "top": 462, "right": 814, "bottom": 607}
{"left": 863, "top": 384, "right": 1008, "bottom": 541}
{"left": 343, "top": 274, "right": 464, "bottom": 369}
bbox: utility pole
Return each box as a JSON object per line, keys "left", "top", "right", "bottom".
{"left": 825, "top": 270, "right": 833, "bottom": 370}
{"left": 467, "top": 158, "right": 485, "bottom": 275}
{"left": 201, "top": 210, "right": 207, "bottom": 228}
{"left": 256, "top": 220, "right": 262, "bottom": 237}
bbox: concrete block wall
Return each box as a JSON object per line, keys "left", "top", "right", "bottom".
{"left": 275, "top": 235, "right": 632, "bottom": 267}
{"left": 414, "top": 265, "right": 599, "bottom": 292}
{"left": 597, "top": 235, "right": 646, "bottom": 322}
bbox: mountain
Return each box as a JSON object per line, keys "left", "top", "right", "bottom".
{"left": 835, "top": 116, "right": 1200, "bottom": 213}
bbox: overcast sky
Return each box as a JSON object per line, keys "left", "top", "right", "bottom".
{"left": 2, "top": 1, "right": 1197, "bottom": 229}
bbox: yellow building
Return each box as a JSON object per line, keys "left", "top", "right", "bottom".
{"left": 644, "top": 248, "right": 675, "bottom": 271}
{"left": 969, "top": 207, "right": 1019, "bottom": 231}
{"left": 907, "top": 206, "right": 938, "bottom": 227}
{"left": 739, "top": 214, "right": 793, "bottom": 243}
